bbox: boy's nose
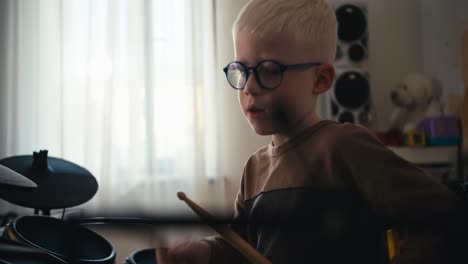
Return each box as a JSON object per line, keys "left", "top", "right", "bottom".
{"left": 243, "top": 73, "right": 261, "bottom": 95}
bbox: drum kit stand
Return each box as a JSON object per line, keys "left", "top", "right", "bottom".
{"left": 0, "top": 150, "right": 137, "bottom": 263}
{"left": 0, "top": 150, "right": 271, "bottom": 264}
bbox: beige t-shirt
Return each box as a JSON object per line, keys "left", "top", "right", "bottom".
{"left": 205, "top": 120, "right": 461, "bottom": 264}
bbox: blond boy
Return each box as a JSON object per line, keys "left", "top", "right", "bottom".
{"left": 168, "top": 1, "right": 464, "bottom": 263}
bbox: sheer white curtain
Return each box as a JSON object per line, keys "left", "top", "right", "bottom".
{"left": 0, "top": 0, "right": 223, "bottom": 215}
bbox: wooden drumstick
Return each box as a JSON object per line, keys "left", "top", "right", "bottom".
{"left": 177, "top": 192, "right": 271, "bottom": 264}
{"left": 155, "top": 247, "right": 170, "bottom": 264}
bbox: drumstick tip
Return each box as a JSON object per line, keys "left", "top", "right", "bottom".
{"left": 177, "top": 192, "right": 186, "bottom": 200}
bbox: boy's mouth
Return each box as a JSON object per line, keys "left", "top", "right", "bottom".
{"left": 247, "top": 106, "right": 266, "bottom": 117}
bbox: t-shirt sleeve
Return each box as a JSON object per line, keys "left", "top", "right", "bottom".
{"left": 333, "top": 125, "right": 465, "bottom": 264}
{"left": 334, "top": 125, "right": 459, "bottom": 224}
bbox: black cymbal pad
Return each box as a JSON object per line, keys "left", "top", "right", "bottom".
{"left": 0, "top": 153, "right": 98, "bottom": 210}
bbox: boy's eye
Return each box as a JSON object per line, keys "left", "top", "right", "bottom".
{"left": 258, "top": 62, "right": 281, "bottom": 76}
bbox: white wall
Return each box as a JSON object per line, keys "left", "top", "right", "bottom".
{"left": 367, "top": 0, "right": 423, "bottom": 130}
{"left": 420, "top": 0, "right": 468, "bottom": 100}
{"left": 369, "top": 0, "right": 468, "bottom": 129}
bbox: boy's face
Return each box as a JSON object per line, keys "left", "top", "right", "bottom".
{"left": 234, "top": 31, "right": 331, "bottom": 136}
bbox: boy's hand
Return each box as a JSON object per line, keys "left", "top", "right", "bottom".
{"left": 167, "top": 240, "right": 211, "bottom": 264}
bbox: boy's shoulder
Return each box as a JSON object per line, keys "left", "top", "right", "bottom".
{"left": 327, "top": 121, "right": 378, "bottom": 141}
{"left": 302, "top": 120, "right": 378, "bottom": 147}
{"left": 321, "top": 121, "right": 383, "bottom": 151}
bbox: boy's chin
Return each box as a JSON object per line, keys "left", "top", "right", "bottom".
{"left": 250, "top": 125, "right": 275, "bottom": 136}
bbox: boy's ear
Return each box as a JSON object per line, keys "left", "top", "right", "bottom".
{"left": 312, "top": 64, "right": 335, "bottom": 95}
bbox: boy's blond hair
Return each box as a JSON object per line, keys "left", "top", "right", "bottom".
{"left": 233, "top": 0, "right": 338, "bottom": 63}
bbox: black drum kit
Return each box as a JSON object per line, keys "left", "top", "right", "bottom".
{"left": 124, "top": 248, "right": 156, "bottom": 264}
{"left": 0, "top": 150, "right": 157, "bottom": 264}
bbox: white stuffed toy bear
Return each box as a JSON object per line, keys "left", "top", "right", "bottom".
{"left": 389, "top": 74, "right": 444, "bottom": 133}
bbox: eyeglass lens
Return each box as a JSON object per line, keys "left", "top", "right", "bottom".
{"left": 225, "top": 61, "right": 283, "bottom": 89}
{"left": 226, "top": 63, "right": 248, "bottom": 89}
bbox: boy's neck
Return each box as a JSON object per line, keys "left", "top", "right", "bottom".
{"left": 272, "top": 112, "right": 322, "bottom": 146}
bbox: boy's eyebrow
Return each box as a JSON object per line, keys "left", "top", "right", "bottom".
{"left": 234, "top": 55, "right": 257, "bottom": 61}
{"left": 235, "top": 53, "right": 284, "bottom": 65}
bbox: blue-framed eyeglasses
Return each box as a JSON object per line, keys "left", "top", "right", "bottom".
{"left": 223, "top": 60, "right": 321, "bottom": 90}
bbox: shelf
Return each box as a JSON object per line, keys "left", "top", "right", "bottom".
{"left": 388, "top": 146, "right": 459, "bottom": 165}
